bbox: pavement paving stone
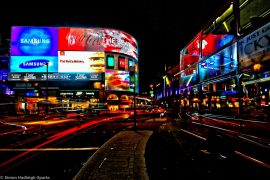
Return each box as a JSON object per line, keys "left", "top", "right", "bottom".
{"left": 73, "top": 130, "right": 152, "bottom": 180}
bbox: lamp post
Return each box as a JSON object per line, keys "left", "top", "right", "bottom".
{"left": 45, "top": 62, "right": 49, "bottom": 114}
{"left": 24, "top": 78, "right": 29, "bottom": 115}
{"left": 150, "top": 84, "right": 155, "bottom": 121}
{"left": 101, "top": 84, "right": 105, "bottom": 103}
{"left": 133, "top": 83, "right": 136, "bottom": 129}
{"left": 129, "top": 66, "right": 136, "bottom": 130}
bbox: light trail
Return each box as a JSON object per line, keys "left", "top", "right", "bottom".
{"left": 0, "top": 129, "right": 25, "bottom": 136}
{"left": 22, "top": 119, "right": 74, "bottom": 125}
{"left": 0, "top": 118, "right": 74, "bottom": 137}
{"left": 0, "top": 147, "right": 99, "bottom": 151}
{"left": 0, "top": 115, "right": 123, "bottom": 173}
{"left": 234, "top": 151, "right": 270, "bottom": 170}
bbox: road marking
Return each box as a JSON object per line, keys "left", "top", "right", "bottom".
{"left": 199, "top": 149, "right": 211, "bottom": 155}
{"left": 180, "top": 129, "right": 207, "bottom": 141}
{"left": 99, "top": 157, "right": 107, "bottom": 168}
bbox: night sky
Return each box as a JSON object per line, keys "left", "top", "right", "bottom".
{"left": 0, "top": 0, "right": 227, "bottom": 92}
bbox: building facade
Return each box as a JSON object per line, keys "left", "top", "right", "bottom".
{"left": 5, "top": 26, "right": 139, "bottom": 114}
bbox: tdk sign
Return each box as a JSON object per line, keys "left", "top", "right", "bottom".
{"left": 19, "top": 60, "right": 49, "bottom": 69}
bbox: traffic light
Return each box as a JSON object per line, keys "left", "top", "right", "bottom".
{"left": 33, "top": 83, "right": 41, "bottom": 96}
{"left": 33, "top": 83, "right": 39, "bottom": 93}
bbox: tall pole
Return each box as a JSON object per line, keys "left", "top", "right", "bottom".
{"left": 102, "top": 84, "right": 105, "bottom": 103}
{"left": 150, "top": 84, "right": 155, "bottom": 121}
{"left": 133, "top": 83, "right": 136, "bottom": 130}
{"left": 24, "top": 79, "right": 29, "bottom": 115}
{"left": 46, "top": 63, "right": 49, "bottom": 114}
{"left": 129, "top": 66, "right": 136, "bottom": 130}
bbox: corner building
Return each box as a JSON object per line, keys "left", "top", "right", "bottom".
{"left": 8, "top": 26, "right": 139, "bottom": 114}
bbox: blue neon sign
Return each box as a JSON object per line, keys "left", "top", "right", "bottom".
{"left": 11, "top": 27, "right": 58, "bottom": 56}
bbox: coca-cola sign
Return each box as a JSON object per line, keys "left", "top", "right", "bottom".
{"left": 59, "top": 28, "right": 138, "bottom": 60}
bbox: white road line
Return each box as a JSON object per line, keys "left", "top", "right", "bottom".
{"left": 99, "top": 157, "right": 107, "bottom": 168}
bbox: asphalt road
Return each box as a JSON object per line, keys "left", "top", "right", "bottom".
{"left": 145, "top": 121, "right": 270, "bottom": 179}
{"left": 1, "top": 114, "right": 269, "bottom": 179}
{"left": 0, "top": 114, "right": 164, "bottom": 179}
{"left": 0, "top": 118, "right": 121, "bottom": 178}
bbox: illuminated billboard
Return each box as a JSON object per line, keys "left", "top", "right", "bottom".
{"left": 58, "top": 51, "right": 104, "bottom": 73}
{"left": 105, "top": 70, "right": 130, "bottom": 91}
{"left": 202, "top": 34, "right": 234, "bottom": 58}
{"left": 238, "top": 21, "right": 270, "bottom": 69}
{"left": 199, "top": 43, "right": 237, "bottom": 81}
{"left": 8, "top": 72, "right": 102, "bottom": 81}
{"left": 10, "top": 26, "right": 138, "bottom": 83}
{"left": 58, "top": 28, "right": 138, "bottom": 60}
{"left": 11, "top": 27, "right": 58, "bottom": 56}
{"left": 105, "top": 70, "right": 138, "bottom": 92}
{"left": 10, "top": 56, "right": 58, "bottom": 73}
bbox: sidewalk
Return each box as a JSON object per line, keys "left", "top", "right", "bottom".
{"left": 73, "top": 130, "right": 153, "bottom": 180}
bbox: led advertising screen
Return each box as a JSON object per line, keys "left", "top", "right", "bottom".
{"left": 58, "top": 51, "right": 104, "bottom": 73}
{"left": 128, "top": 59, "right": 134, "bottom": 67}
{"left": 217, "top": 43, "right": 237, "bottom": 75}
{"left": 199, "top": 43, "right": 237, "bottom": 82}
{"left": 8, "top": 72, "right": 102, "bottom": 81}
{"left": 10, "top": 26, "right": 137, "bottom": 82}
{"left": 58, "top": 28, "right": 85, "bottom": 51}
{"left": 180, "top": 73, "right": 197, "bottom": 90}
{"left": 202, "top": 34, "right": 234, "bottom": 58}
{"left": 180, "top": 55, "right": 199, "bottom": 72}
{"left": 59, "top": 28, "right": 138, "bottom": 60}
{"left": 105, "top": 70, "right": 130, "bottom": 91}
{"left": 107, "top": 56, "right": 115, "bottom": 68}
{"left": 184, "top": 33, "right": 201, "bottom": 56}
{"left": 118, "top": 57, "right": 126, "bottom": 70}
{"left": 238, "top": 21, "right": 270, "bottom": 69}
{"left": 10, "top": 56, "right": 58, "bottom": 73}
{"left": 11, "top": 26, "right": 58, "bottom": 56}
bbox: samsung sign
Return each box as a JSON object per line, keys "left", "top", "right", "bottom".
{"left": 19, "top": 59, "right": 49, "bottom": 69}
{"left": 10, "top": 56, "right": 58, "bottom": 73}
{"left": 11, "top": 27, "right": 58, "bottom": 56}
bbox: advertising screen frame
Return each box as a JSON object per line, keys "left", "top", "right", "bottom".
{"left": 9, "top": 26, "right": 138, "bottom": 83}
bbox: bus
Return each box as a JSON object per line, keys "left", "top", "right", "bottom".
{"left": 134, "top": 96, "right": 153, "bottom": 110}
{"left": 179, "top": 0, "right": 270, "bottom": 173}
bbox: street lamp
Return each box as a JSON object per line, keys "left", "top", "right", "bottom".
{"left": 24, "top": 78, "right": 29, "bottom": 115}
{"left": 45, "top": 62, "right": 49, "bottom": 114}
{"left": 129, "top": 66, "right": 136, "bottom": 130}
{"left": 101, "top": 84, "right": 105, "bottom": 103}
